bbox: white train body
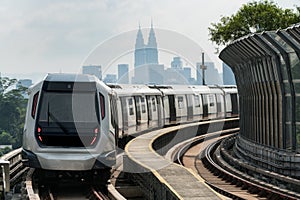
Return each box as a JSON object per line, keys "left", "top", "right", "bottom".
{"left": 22, "top": 74, "right": 115, "bottom": 171}
{"left": 110, "top": 84, "right": 238, "bottom": 138}
{"left": 22, "top": 73, "right": 238, "bottom": 172}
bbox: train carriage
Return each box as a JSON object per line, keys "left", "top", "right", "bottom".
{"left": 222, "top": 86, "right": 239, "bottom": 118}
{"left": 108, "top": 84, "right": 164, "bottom": 138}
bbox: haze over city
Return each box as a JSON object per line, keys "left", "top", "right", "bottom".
{"left": 0, "top": 0, "right": 299, "bottom": 83}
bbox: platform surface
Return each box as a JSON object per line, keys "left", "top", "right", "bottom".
{"left": 125, "top": 122, "right": 224, "bottom": 200}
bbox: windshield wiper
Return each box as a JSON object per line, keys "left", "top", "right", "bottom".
{"left": 47, "top": 102, "right": 69, "bottom": 134}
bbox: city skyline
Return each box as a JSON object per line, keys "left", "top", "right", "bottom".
{"left": 1, "top": 0, "right": 297, "bottom": 83}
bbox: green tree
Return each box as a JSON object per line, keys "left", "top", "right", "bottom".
{"left": 0, "top": 131, "right": 15, "bottom": 145}
{"left": 0, "top": 77, "right": 28, "bottom": 148}
{"left": 209, "top": 0, "right": 300, "bottom": 46}
{"left": 0, "top": 147, "right": 12, "bottom": 156}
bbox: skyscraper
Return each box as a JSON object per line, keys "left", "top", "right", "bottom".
{"left": 134, "top": 24, "right": 146, "bottom": 68}
{"left": 196, "top": 62, "right": 222, "bottom": 85}
{"left": 118, "top": 64, "right": 129, "bottom": 84}
{"left": 132, "top": 22, "right": 162, "bottom": 84}
{"left": 171, "top": 57, "right": 183, "bottom": 69}
{"left": 203, "top": 62, "right": 222, "bottom": 85}
{"left": 145, "top": 21, "right": 158, "bottom": 65}
{"left": 223, "top": 63, "right": 236, "bottom": 85}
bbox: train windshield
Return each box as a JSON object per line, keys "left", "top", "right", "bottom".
{"left": 36, "top": 90, "right": 100, "bottom": 147}
{"left": 38, "top": 92, "right": 99, "bottom": 123}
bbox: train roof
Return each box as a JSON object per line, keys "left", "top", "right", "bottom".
{"left": 44, "top": 73, "right": 99, "bottom": 82}
{"left": 108, "top": 84, "right": 162, "bottom": 96}
{"left": 159, "top": 85, "right": 218, "bottom": 95}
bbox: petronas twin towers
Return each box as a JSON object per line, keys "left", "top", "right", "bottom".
{"left": 132, "top": 22, "right": 164, "bottom": 84}
{"left": 134, "top": 22, "right": 159, "bottom": 68}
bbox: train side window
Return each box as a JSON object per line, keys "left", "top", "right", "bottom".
{"left": 194, "top": 95, "right": 200, "bottom": 107}
{"left": 128, "top": 98, "right": 133, "bottom": 106}
{"left": 178, "top": 96, "right": 184, "bottom": 109}
{"left": 147, "top": 96, "right": 152, "bottom": 111}
{"left": 99, "top": 93, "right": 105, "bottom": 119}
{"left": 152, "top": 97, "right": 156, "bottom": 112}
{"left": 31, "top": 92, "right": 39, "bottom": 118}
{"left": 128, "top": 98, "right": 134, "bottom": 115}
{"left": 216, "top": 94, "right": 222, "bottom": 112}
{"left": 209, "top": 95, "right": 215, "bottom": 107}
{"left": 147, "top": 96, "right": 152, "bottom": 120}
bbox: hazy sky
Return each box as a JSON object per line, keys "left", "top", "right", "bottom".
{"left": 0, "top": 0, "right": 299, "bottom": 82}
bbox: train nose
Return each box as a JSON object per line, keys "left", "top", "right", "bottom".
{"left": 36, "top": 153, "right": 97, "bottom": 170}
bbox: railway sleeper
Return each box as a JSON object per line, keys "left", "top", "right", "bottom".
{"left": 241, "top": 183, "right": 249, "bottom": 190}
{"left": 247, "top": 186, "right": 259, "bottom": 194}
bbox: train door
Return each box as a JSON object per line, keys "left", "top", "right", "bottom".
{"left": 231, "top": 93, "right": 239, "bottom": 116}
{"left": 186, "top": 94, "right": 193, "bottom": 121}
{"left": 120, "top": 97, "right": 128, "bottom": 135}
{"left": 163, "top": 96, "right": 170, "bottom": 125}
{"left": 176, "top": 95, "right": 187, "bottom": 122}
{"left": 225, "top": 94, "right": 232, "bottom": 117}
{"left": 193, "top": 94, "right": 202, "bottom": 121}
{"left": 156, "top": 96, "right": 164, "bottom": 127}
{"left": 140, "top": 96, "right": 148, "bottom": 130}
{"left": 147, "top": 96, "right": 152, "bottom": 126}
{"left": 134, "top": 96, "right": 148, "bottom": 131}
{"left": 134, "top": 96, "right": 141, "bottom": 131}
{"left": 147, "top": 95, "right": 158, "bottom": 128}
{"left": 124, "top": 97, "right": 136, "bottom": 135}
{"left": 202, "top": 94, "right": 208, "bottom": 119}
{"left": 216, "top": 94, "right": 224, "bottom": 118}
{"left": 110, "top": 94, "right": 119, "bottom": 145}
{"left": 168, "top": 95, "right": 176, "bottom": 124}
{"left": 208, "top": 94, "right": 217, "bottom": 119}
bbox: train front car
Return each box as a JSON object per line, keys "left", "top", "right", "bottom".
{"left": 22, "top": 73, "right": 115, "bottom": 182}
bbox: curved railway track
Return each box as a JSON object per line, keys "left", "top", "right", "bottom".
{"left": 175, "top": 131, "right": 300, "bottom": 200}
{"left": 22, "top": 168, "right": 110, "bottom": 200}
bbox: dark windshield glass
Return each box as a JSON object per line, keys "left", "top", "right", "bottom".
{"left": 38, "top": 92, "right": 99, "bottom": 123}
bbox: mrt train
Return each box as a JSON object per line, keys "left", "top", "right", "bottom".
{"left": 22, "top": 73, "right": 238, "bottom": 180}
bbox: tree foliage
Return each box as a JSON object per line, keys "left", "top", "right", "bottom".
{"left": 209, "top": 0, "right": 300, "bottom": 46}
{"left": 0, "top": 77, "right": 28, "bottom": 149}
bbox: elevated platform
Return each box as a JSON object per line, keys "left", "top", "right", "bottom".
{"left": 124, "top": 120, "right": 237, "bottom": 199}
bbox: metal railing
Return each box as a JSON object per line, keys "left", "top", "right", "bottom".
{"left": 0, "top": 148, "right": 25, "bottom": 199}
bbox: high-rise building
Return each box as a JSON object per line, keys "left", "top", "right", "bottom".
{"left": 145, "top": 22, "right": 158, "bottom": 65}
{"left": 133, "top": 22, "right": 162, "bottom": 84}
{"left": 205, "top": 62, "right": 222, "bottom": 85}
{"left": 171, "top": 57, "right": 183, "bottom": 70}
{"left": 183, "top": 67, "right": 193, "bottom": 84}
{"left": 165, "top": 57, "right": 191, "bottom": 84}
{"left": 118, "top": 64, "right": 129, "bottom": 84}
{"left": 134, "top": 24, "right": 146, "bottom": 68}
{"left": 196, "top": 62, "right": 222, "bottom": 85}
{"left": 196, "top": 62, "right": 203, "bottom": 85}
{"left": 82, "top": 65, "right": 102, "bottom": 80}
{"left": 222, "top": 63, "right": 236, "bottom": 85}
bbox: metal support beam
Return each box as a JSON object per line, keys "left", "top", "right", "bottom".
{"left": 1, "top": 160, "right": 10, "bottom": 193}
